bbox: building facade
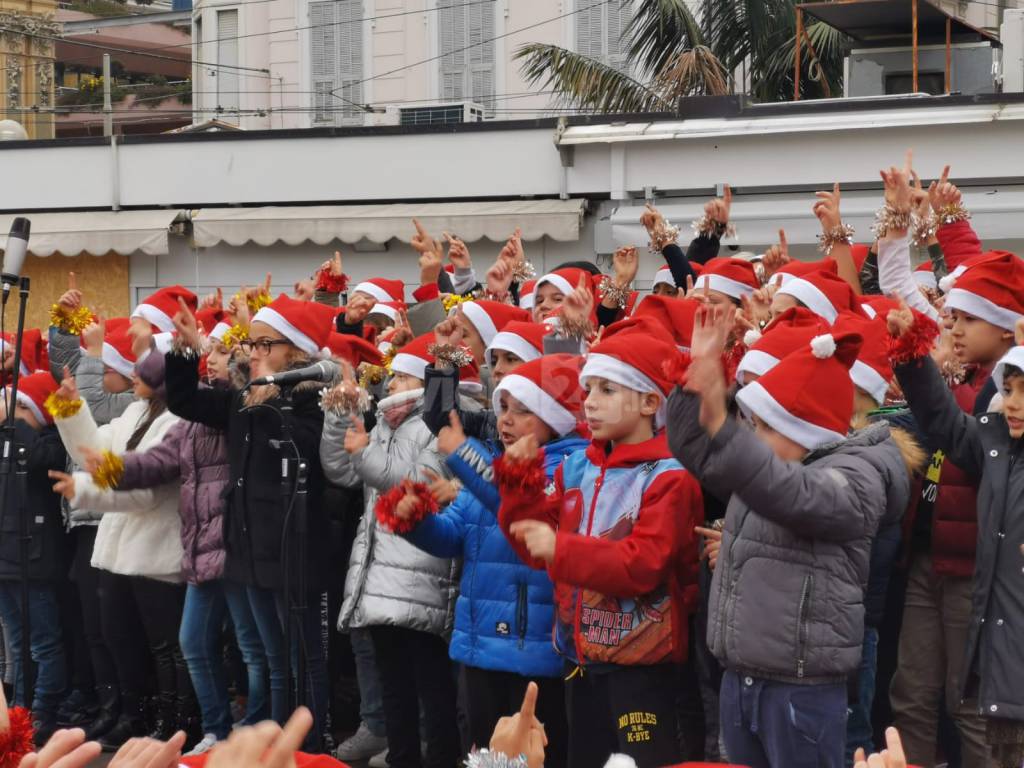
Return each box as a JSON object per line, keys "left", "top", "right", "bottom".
{"left": 1, "top": 0, "right": 58, "bottom": 139}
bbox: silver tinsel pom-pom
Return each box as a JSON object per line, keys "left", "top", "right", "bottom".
{"left": 464, "top": 749, "right": 529, "bottom": 768}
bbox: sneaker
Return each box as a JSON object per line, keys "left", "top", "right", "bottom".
{"left": 185, "top": 734, "right": 219, "bottom": 757}
{"left": 333, "top": 722, "right": 388, "bottom": 762}
{"left": 367, "top": 748, "right": 390, "bottom": 768}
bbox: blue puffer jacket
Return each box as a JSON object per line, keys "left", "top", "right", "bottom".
{"left": 406, "top": 434, "right": 588, "bottom": 678}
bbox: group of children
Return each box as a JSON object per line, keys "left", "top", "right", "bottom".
{"left": 0, "top": 155, "right": 1022, "bottom": 768}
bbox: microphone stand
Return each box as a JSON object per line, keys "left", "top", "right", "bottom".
{"left": 0, "top": 275, "right": 33, "bottom": 708}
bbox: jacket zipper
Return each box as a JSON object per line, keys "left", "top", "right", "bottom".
{"left": 796, "top": 573, "right": 813, "bottom": 679}
{"left": 517, "top": 582, "right": 528, "bottom": 650}
{"left": 572, "top": 467, "right": 606, "bottom": 668}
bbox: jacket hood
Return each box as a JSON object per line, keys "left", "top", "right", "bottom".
{"left": 542, "top": 434, "right": 589, "bottom": 473}
{"left": 584, "top": 432, "right": 674, "bottom": 469}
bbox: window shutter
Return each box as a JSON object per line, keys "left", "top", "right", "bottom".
{"left": 216, "top": 9, "right": 239, "bottom": 113}
{"left": 310, "top": 1, "right": 337, "bottom": 124}
{"left": 575, "top": 0, "right": 603, "bottom": 60}
{"left": 468, "top": 0, "right": 494, "bottom": 111}
{"left": 606, "top": 1, "right": 632, "bottom": 71}
{"left": 440, "top": 0, "right": 493, "bottom": 110}
{"left": 309, "top": 0, "right": 363, "bottom": 126}
{"left": 337, "top": 0, "right": 363, "bottom": 125}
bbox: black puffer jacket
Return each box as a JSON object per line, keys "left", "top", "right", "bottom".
{"left": 0, "top": 422, "right": 69, "bottom": 582}
{"left": 165, "top": 352, "right": 326, "bottom": 591}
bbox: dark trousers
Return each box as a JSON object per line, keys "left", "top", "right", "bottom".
{"left": 719, "top": 669, "right": 848, "bottom": 768}
{"left": 99, "top": 571, "right": 194, "bottom": 708}
{"left": 370, "top": 625, "right": 460, "bottom": 768}
{"left": 70, "top": 526, "right": 117, "bottom": 690}
{"left": 460, "top": 665, "right": 567, "bottom": 767}
{"left": 564, "top": 663, "right": 681, "bottom": 768}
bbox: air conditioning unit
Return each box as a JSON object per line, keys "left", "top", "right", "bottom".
{"left": 382, "top": 101, "right": 486, "bottom": 127}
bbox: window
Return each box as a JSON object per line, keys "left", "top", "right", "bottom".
{"left": 310, "top": 0, "right": 364, "bottom": 126}
{"left": 438, "top": 0, "right": 495, "bottom": 110}
{"left": 575, "top": 0, "right": 633, "bottom": 71}
{"left": 216, "top": 10, "right": 239, "bottom": 113}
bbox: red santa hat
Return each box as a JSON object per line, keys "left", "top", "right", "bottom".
{"left": 131, "top": 286, "right": 198, "bottom": 333}
{"left": 208, "top": 322, "right": 232, "bottom": 344}
{"left": 938, "top": 250, "right": 1011, "bottom": 294}
{"left": 834, "top": 311, "right": 893, "bottom": 407}
{"left": 652, "top": 267, "right": 675, "bottom": 290}
{"left": 736, "top": 307, "right": 829, "bottom": 386}
{"left": 350, "top": 278, "right": 405, "bottom": 305}
{"left": 736, "top": 332, "right": 862, "bottom": 450}
{"left": 251, "top": 294, "right": 336, "bottom": 355}
{"left": 322, "top": 332, "right": 383, "bottom": 368}
{"left": 534, "top": 268, "right": 594, "bottom": 299}
{"left": 775, "top": 269, "right": 862, "bottom": 324}
{"left": 389, "top": 332, "right": 476, "bottom": 384}
{"left": 195, "top": 307, "right": 225, "bottom": 335}
{"left": 367, "top": 301, "right": 404, "bottom": 325}
{"left": 912, "top": 262, "right": 937, "bottom": 292}
{"left": 518, "top": 279, "right": 537, "bottom": 310}
{"left": 14, "top": 370, "right": 59, "bottom": 425}
{"left": 851, "top": 244, "right": 870, "bottom": 272}
{"left": 486, "top": 320, "right": 550, "bottom": 367}
{"left": 91, "top": 317, "right": 136, "bottom": 379}
{"left": 1, "top": 329, "right": 44, "bottom": 377}
{"left": 451, "top": 300, "right": 530, "bottom": 349}
{"left": 993, "top": 345, "right": 1024, "bottom": 391}
{"left": 693, "top": 258, "right": 759, "bottom": 300}
{"left": 631, "top": 295, "right": 698, "bottom": 351}
{"left": 768, "top": 257, "right": 838, "bottom": 288}
{"left": 580, "top": 317, "right": 678, "bottom": 426}
{"left": 943, "top": 252, "right": 1024, "bottom": 331}
{"left": 492, "top": 354, "right": 584, "bottom": 437}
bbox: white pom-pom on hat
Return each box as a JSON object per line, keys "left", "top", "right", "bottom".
{"left": 810, "top": 333, "right": 837, "bottom": 359}
{"left": 602, "top": 756, "right": 638, "bottom": 768}
{"left": 938, "top": 274, "right": 956, "bottom": 294}
{"left": 743, "top": 328, "right": 762, "bottom": 347}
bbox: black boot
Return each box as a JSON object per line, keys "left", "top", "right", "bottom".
{"left": 175, "top": 694, "right": 203, "bottom": 752}
{"left": 147, "top": 693, "right": 177, "bottom": 742}
{"left": 85, "top": 684, "right": 120, "bottom": 741}
{"left": 99, "top": 694, "right": 147, "bottom": 752}
{"left": 57, "top": 688, "right": 99, "bottom": 729}
{"left": 33, "top": 712, "right": 59, "bottom": 748}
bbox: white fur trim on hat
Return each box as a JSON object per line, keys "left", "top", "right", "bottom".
{"left": 209, "top": 322, "right": 232, "bottom": 342}
{"left": 945, "top": 287, "right": 1024, "bottom": 332}
{"left": 778, "top": 278, "right": 839, "bottom": 324}
{"left": 736, "top": 380, "right": 846, "bottom": 450}
{"left": 519, "top": 291, "right": 535, "bottom": 310}
{"left": 492, "top": 373, "right": 576, "bottom": 436}
{"left": 939, "top": 264, "right": 967, "bottom": 294}
{"left": 694, "top": 273, "right": 755, "bottom": 300}
{"left": 770, "top": 271, "right": 794, "bottom": 288}
{"left": 131, "top": 302, "right": 174, "bottom": 333}
{"left": 99, "top": 343, "right": 135, "bottom": 379}
{"left": 455, "top": 301, "right": 499, "bottom": 347}
{"left": 389, "top": 352, "right": 427, "bottom": 382}
{"left": 652, "top": 268, "right": 675, "bottom": 289}
{"left": 535, "top": 273, "right": 574, "bottom": 298}
{"left": 251, "top": 306, "right": 319, "bottom": 355}
{"left": 735, "top": 349, "right": 780, "bottom": 386}
{"left": 351, "top": 281, "right": 392, "bottom": 304}
{"left": 14, "top": 390, "right": 46, "bottom": 426}
{"left": 152, "top": 332, "right": 174, "bottom": 354}
{"left": 368, "top": 304, "right": 399, "bottom": 323}
{"left": 992, "top": 346, "right": 1024, "bottom": 391}
{"left": 851, "top": 360, "right": 889, "bottom": 407}
{"left": 486, "top": 331, "right": 544, "bottom": 368}
{"left": 913, "top": 270, "right": 938, "bottom": 291}
{"left": 861, "top": 304, "right": 878, "bottom": 319}
{"left": 580, "top": 352, "right": 666, "bottom": 427}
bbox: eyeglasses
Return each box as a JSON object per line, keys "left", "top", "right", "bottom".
{"left": 239, "top": 338, "right": 292, "bottom": 355}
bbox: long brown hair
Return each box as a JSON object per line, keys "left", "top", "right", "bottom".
{"left": 126, "top": 395, "right": 168, "bottom": 451}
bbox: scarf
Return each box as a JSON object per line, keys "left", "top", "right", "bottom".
{"left": 378, "top": 388, "right": 424, "bottom": 429}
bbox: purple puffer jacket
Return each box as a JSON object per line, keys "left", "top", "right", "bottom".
{"left": 116, "top": 417, "right": 230, "bottom": 584}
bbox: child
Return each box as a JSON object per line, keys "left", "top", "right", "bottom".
{"left": 389, "top": 354, "right": 588, "bottom": 763}
{"left": 668, "top": 307, "right": 900, "bottom": 768}
{"left": 890, "top": 294, "right": 1024, "bottom": 768}
{"left": 0, "top": 372, "right": 69, "bottom": 745}
{"left": 495, "top": 317, "right": 702, "bottom": 768}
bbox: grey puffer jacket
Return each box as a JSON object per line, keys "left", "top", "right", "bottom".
{"left": 667, "top": 389, "right": 901, "bottom": 684}
{"left": 323, "top": 388, "right": 476, "bottom": 637}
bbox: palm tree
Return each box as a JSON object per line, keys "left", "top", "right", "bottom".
{"left": 516, "top": 0, "right": 847, "bottom": 113}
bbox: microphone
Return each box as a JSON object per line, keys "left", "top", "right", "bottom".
{"left": 250, "top": 359, "right": 340, "bottom": 387}
{"left": 2, "top": 218, "right": 29, "bottom": 305}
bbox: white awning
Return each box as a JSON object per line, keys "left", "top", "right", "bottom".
{"left": 190, "top": 200, "right": 588, "bottom": 248}
{"left": 0, "top": 210, "right": 182, "bottom": 257}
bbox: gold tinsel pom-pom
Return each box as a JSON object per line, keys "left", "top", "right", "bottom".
{"left": 91, "top": 450, "right": 125, "bottom": 490}
{"left": 221, "top": 323, "right": 250, "bottom": 350}
{"left": 43, "top": 393, "right": 83, "bottom": 420}
{"left": 246, "top": 291, "right": 272, "bottom": 314}
{"left": 442, "top": 293, "right": 475, "bottom": 314}
{"left": 49, "top": 303, "right": 94, "bottom": 335}
{"left": 358, "top": 364, "right": 389, "bottom": 389}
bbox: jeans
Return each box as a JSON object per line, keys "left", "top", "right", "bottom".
{"left": 242, "top": 585, "right": 287, "bottom": 725}
{"left": 180, "top": 580, "right": 270, "bottom": 738}
{"left": 349, "top": 628, "right": 386, "bottom": 737}
{"left": 846, "top": 627, "right": 880, "bottom": 762}
{"left": 0, "top": 583, "right": 67, "bottom": 718}
{"left": 720, "top": 669, "right": 848, "bottom": 768}
{"left": 273, "top": 591, "right": 330, "bottom": 753}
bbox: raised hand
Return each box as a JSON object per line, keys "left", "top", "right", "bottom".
{"left": 436, "top": 410, "right": 466, "bottom": 455}
{"left": 690, "top": 305, "right": 732, "bottom": 359}
{"left": 705, "top": 184, "right": 732, "bottom": 225}
{"left": 344, "top": 418, "right": 370, "bottom": 454}
{"left": 445, "top": 233, "right": 472, "bottom": 270}
{"left": 611, "top": 246, "right": 639, "bottom": 287}
{"left": 171, "top": 296, "right": 202, "bottom": 349}
{"left": 640, "top": 202, "right": 664, "bottom": 235}
{"left": 562, "top": 274, "right": 594, "bottom": 320}
{"left": 853, "top": 727, "right": 907, "bottom": 768}
{"left": 417, "top": 230, "right": 444, "bottom": 287}
{"left": 81, "top": 318, "right": 105, "bottom": 358}
{"left": 57, "top": 272, "right": 83, "bottom": 313}
{"left": 17, "top": 727, "right": 102, "bottom": 768}
{"left": 48, "top": 470, "right": 76, "bottom": 500}
{"left": 761, "top": 229, "right": 790, "bottom": 274}
{"left": 928, "top": 164, "right": 962, "bottom": 213}
{"left": 79, "top": 445, "right": 104, "bottom": 475}
{"left": 886, "top": 299, "right": 915, "bottom": 338}
{"left": 344, "top": 292, "right": 375, "bottom": 326}
{"left": 204, "top": 708, "right": 312, "bottom": 768}
{"left": 57, "top": 366, "right": 79, "bottom": 402}
{"left": 814, "top": 184, "right": 843, "bottom": 230}
{"left": 433, "top": 314, "right": 465, "bottom": 349}
{"left": 489, "top": 681, "right": 547, "bottom": 768}
{"left": 200, "top": 287, "right": 224, "bottom": 312}
{"left": 292, "top": 279, "right": 315, "bottom": 302}
{"left": 1015, "top": 317, "right": 1024, "bottom": 347}
{"left": 330, "top": 250, "right": 344, "bottom": 276}
{"left": 505, "top": 433, "right": 539, "bottom": 463}
{"left": 390, "top": 308, "right": 414, "bottom": 348}
{"left": 881, "top": 150, "right": 914, "bottom": 213}
{"left": 422, "top": 468, "right": 460, "bottom": 507}
{"left": 509, "top": 520, "right": 557, "bottom": 565}
{"left": 485, "top": 258, "right": 514, "bottom": 296}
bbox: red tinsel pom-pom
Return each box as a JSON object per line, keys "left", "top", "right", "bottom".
{"left": 722, "top": 344, "right": 744, "bottom": 386}
{"left": 493, "top": 452, "right": 547, "bottom": 497}
{"left": 375, "top": 482, "right": 438, "bottom": 534}
{"left": 0, "top": 706, "right": 36, "bottom": 768}
{"left": 315, "top": 269, "right": 350, "bottom": 294}
{"left": 661, "top": 351, "right": 693, "bottom": 387}
{"left": 888, "top": 309, "right": 941, "bottom": 365}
